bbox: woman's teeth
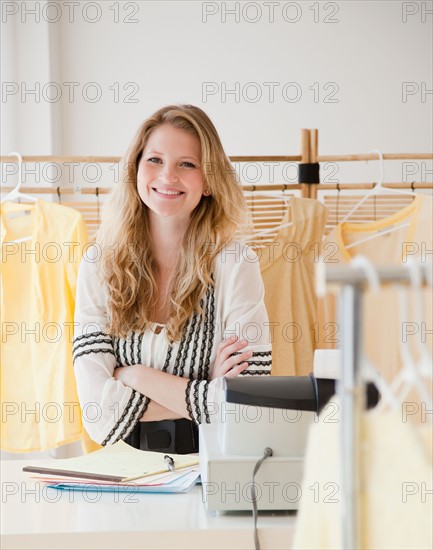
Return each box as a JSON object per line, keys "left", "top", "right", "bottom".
{"left": 153, "top": 188, "right": 183, "bottom": 195}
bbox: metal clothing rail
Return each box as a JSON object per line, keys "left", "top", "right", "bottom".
{"left": 323, "top": 263, "right": 432, "bottom": 550}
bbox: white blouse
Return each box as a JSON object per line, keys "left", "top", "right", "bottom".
{"left": 73, "top": 241, "right": 272, "bottom": 446}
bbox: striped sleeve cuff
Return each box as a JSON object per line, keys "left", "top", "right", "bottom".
{"left": 100, "top": 391, "right": 150, "bottom": 446}
{"left": 185, "top": 379, "right": 212, "bottom": 425}
{"left": 232, "top": 349, "right": 272, "bottom": 376}
{"left": 72, "top": 331, "right": 115, "bottom": 363}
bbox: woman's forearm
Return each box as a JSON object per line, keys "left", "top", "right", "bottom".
{"left": 114, "top": 364, "right": 190, "bottom": 419}
{"left": 140, "top": 400, "right": 183, "bottom": 422}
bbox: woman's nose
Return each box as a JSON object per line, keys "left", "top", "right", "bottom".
{"left": 158, "top": 164, "right": 179, "bottom": 183}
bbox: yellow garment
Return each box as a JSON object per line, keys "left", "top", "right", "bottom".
{"left": 293, "top": 401, "right": 433, "bottom": 549}
{"left": 259, "top": 197, "right": 327, "bottom": 376}
{"left": 317, "top": 194, "right": 433, "bottom": 385}
{"left": 0, "top": 199, "right": 92, "bottom": 452}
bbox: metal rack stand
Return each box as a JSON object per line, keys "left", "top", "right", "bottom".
{"left": 324, "top": 263, "right": 432, "bottom": 550}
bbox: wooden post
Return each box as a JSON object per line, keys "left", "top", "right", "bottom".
{"left": 309, "top": 129, "right": 319, "bottom": 199}
{"left": 300, "top": 129, "right": 311, "bottom": 198}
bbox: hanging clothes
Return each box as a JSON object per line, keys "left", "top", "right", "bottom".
{"left": 259, "top": 197, "right": 327, "bottom": 376}
{"left": 317, "top": 194, "right": 433, "bottom": 384}
{"left": 293, "top": 399, "right": 433, "bottom": 549}
{"left": 296, "top": 195, "right": 433, "bottom": 548}
{"left": 1, "top": 199, "right": 90, "bottom": 452}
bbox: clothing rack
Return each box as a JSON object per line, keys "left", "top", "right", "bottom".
{"left": 322, "top": 263, "right": 432, "bottom": 550}
{"left": 305, "top": 135, "right": 432, "bottom": 234}
{"left": 1, "top": 130, "right": 432, "bottom": 241}
{"left": 0, "top": 130, "right": 311, "bottom": 246}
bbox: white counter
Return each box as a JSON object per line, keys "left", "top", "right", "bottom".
{"left": 1, "top": 460, "right": 296, "bottom": 550}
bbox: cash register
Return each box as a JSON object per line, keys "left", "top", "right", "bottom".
{"left": 199, "top": 367, "right": 379, "bottom": 512}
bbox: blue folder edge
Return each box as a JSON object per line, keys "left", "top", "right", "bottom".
{"left": 46, "top": 471, "right": 201, "bottom": 494}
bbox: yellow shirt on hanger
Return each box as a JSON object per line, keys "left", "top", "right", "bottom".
{"left": 259, "top": 197, "right": 328, "bottom": 376}
{"left": 317, "top": 194, "right": 433, "bottom": 390}
{"left": 0, "top": 199, "right": 94, "bottom": 453}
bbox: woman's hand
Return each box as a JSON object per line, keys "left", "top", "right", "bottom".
{"left": 211, "top": 335, "right": 252, "bottom": 379}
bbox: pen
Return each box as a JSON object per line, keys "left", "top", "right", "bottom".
{"left": 164, "top": 454, "right": 175, "bottom": 471}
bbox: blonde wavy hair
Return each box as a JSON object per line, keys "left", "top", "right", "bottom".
{"left": 95, "top": 104, "right": 250, "bottom": 343}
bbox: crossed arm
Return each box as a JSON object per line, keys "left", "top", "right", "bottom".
{"left": 113, "top": 335, "right": 252, "bottom": 422}
{"left": 113, "top": 365, "right": 187, "bottom": 421}
{"left": 73, "top": 246, "right": 270, "bottom": 442}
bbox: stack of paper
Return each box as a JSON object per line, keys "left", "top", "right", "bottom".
{"left": 23, "top": 440, "right": 200, "bottom": 493}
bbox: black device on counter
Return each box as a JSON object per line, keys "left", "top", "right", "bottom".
{"left": 225, "top": 374, "right": 380, "bottom": 413}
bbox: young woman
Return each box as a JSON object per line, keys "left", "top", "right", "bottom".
{"left": 73, "top": 105, "right": 272, "bottom": 453}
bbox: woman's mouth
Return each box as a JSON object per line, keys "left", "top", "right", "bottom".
{"left": 152, "top": 187, "right": 185, "bottom": 198}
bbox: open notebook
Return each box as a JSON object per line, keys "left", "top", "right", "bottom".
{"left": 23, "top": 440, "right": 199, "bottom": 483}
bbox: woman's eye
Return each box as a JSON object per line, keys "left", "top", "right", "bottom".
{"left": 181, "top": 161, "right": 196, "bottom": 168}
{"left": 147, "top": 157, "right": 162, "bottom": 164}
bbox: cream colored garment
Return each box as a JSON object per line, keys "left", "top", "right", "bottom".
{"left": 293, "top": 400, "right": 433, "bottom": 550}
{"left": 318, "top": 194, "right": 433, "bottom": 384}
{"left": 73, "top": 241, "right": 272, "bottom": 446}
{"left": 259, "top": 198, "right": 327, "bottom": 376}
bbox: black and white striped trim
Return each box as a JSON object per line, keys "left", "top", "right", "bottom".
{"left": 100, "top": 390, "right": 150, "bottom": 447}
{"left": 202, "top": 281, "right": 216, "bottom": 380}
{"left": 186, "top": 379, "right": 211, "bottom": 425}
{"left": 185, "top": 379, "right": 194, "bottom": 421}
{"left": 180, "top": 282, "right": 216, "bottom": 425}
{"left": 112, "top": 331, "right": 144, "bottom": 367}
{"left": 174, "top": 279, "right": 215, "bottom": 382}
{"left": 184, "top": 377, "right": 216, "bottom": 425}
{"left": 173, "top": 314, "right": 198, "bottom": 377}
{"left": 202, "top": 380, "right": 211, "bottom": 423}
{"left": 231, "top": 349, "right": 272, "bottom": 375}
{"left": 72, "top": 331, "right": 115, "bottom": 363}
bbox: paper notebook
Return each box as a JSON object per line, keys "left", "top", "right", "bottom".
{"left": 23, "top": 440, "right": 199, "bottom": 483}
{"left": 46, "top": 470, "right": 201, "bottom": 494}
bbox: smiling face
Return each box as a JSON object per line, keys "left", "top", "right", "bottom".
{"left": 137, "top": 124, "right": 207, "bottom": 227}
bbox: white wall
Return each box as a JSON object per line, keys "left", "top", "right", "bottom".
{"left": 1, "top": 0, "right": 432, "bottom": 184}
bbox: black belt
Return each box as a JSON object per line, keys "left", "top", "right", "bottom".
{"left": 124, "top": 418, "right": 199, "bottom": 454}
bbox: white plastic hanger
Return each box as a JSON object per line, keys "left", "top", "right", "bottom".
{"left": 421, "top": 263, "right": 433, "bottom": 380}
{"left": 388, "top": 259, "right": 432, "bottom": 413}
{"left": 1, "top": 152, "right": 35, "bottom": 243}
{"left": 318, "top": 255, "right": 432, "bottom": 421}
{"left": 340, "top": 149, "right": 416, "bottom": 227}
{"left": 349, "top": 256, "right": 400, "bottom": 410}
{"left": 244, "top": 189, "right": 293, "bottom": 240}
{"left": 410, "top": 260, "right": 433, "bottom": 381}
{"left": 248, "top": 221, "right": 294, "bottom": 240}
{"left": 1, "top": 152, "right": 37, "bottom": 205}
{"left": 345, "top": 222, "right": 411, "bottom": 250}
